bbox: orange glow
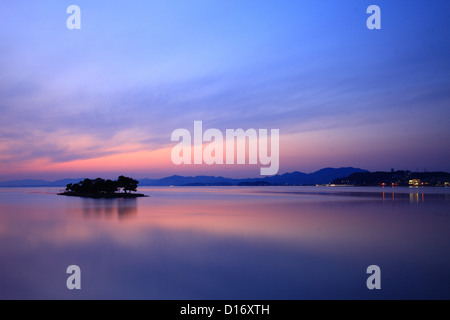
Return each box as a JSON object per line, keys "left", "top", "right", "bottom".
{"left": 42, "top": 147, "right": 173, "bottom": 174}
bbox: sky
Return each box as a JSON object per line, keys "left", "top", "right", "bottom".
{"left": 0, "top": 0, "right": 449, "bottom": 180}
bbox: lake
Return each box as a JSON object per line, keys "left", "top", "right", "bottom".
{"left": 0, "top": 186, "right": 449, "bottom": 300}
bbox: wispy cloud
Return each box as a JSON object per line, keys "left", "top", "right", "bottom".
{"left": 0, "top": 0, "right": 449, "bottom": 178}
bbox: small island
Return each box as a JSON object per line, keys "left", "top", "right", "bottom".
{"left": 58, "top": 176, "right": 148, "bottom": 199}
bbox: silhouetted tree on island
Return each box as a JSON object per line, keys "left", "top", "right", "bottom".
{"left": 117, "top": 175, "right": 139, "bottom": 194}
{"left": 65, "top": 176, "right": 139, "bottom": 195}
{"left": 103, "top": 179, "right": 119, "bottom": 194}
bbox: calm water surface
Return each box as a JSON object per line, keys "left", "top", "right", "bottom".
{"left": 0, "top": 186, "right": 449, "bottom": 299}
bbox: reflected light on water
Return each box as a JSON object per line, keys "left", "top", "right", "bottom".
{"left": 0, "top": 186, "right": 449, "bottom": 299}
{"left": 57, "top": 187, "right": 450, "bottom": 255}
{"left": 79, "top": 198, "right": 138, "bottom": 220}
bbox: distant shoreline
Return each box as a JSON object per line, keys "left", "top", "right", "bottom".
{"left": 1, "top": 168, "right": 449, "bottom": 188}
{"left": 57, "top": 192, "right": 149, "bottom": 199}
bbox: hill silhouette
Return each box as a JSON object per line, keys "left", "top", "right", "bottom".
{"left": 0, "top": 167, "right": 368, "bottom": 187}
{"left": 138, "top": 167, "right": 368, "bottom": 186}
{"left": 332, "top": 170, "right": 450, "bottom": 187}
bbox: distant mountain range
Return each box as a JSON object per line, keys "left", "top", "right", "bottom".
{"left": 0, "top": 167, "right": 367, "bottom": 187}
{"left": 0, "top": 179, "right": 86, "bottom": 188}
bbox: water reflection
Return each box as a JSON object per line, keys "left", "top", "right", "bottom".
{"left": 409, "top": 192, "right": 425, "bottom": 203}
{"left": 256, "top": 187, "right": 449, "bottom": 204}
{"left": 0, "top": 187, "right": 449, "bottom": 299}
{"left": 80, "top": 198, "right": 137, "bottom": 220}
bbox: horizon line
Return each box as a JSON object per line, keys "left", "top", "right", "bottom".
{"left": 1, "top": 167, "right": 449, "bottom": 184}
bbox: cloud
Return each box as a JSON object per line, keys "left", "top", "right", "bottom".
{"left": 1, "top": 0, "right": 450, "bottom": 177}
